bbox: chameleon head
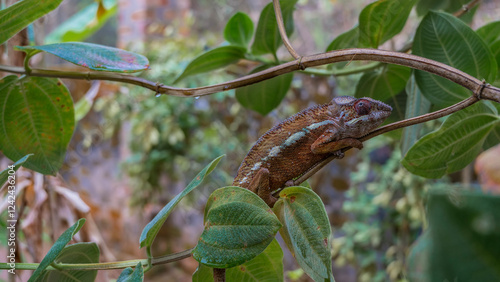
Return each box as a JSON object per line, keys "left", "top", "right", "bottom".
{"left": 328, "top": 96, "right": 393, "bottom": 137}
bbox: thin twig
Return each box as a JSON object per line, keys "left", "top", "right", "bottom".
{"left": 273, "top": 0, "right": 300, "bottom": 59}
{"left": 453, "top": 0, "right": 482, "bottom": 17}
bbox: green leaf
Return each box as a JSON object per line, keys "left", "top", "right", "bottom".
{"left": 0, "top": 76, "right": 75, "bottom": 175}
{"left": 251, "top": 0, "right": 298, "bottom": 56}
{"left": 45, "top": 0, "right": 118, "bottom": 44}
{"left": 402, "top": 102, "right": 500, "bottom": 178}
{"left": 0, "top": 0, "right": 64, "bottom": 44}
{"left": 38, "top": 242, "right": 100, "bottom": 282}
{"left": 413, "top": 12, "right": 497, "bottom": 107}
{"left": 193, "top": 186, "right": 281, "bottom": 268}
{"left": 273, "top": 186, "right": 334, "bottom": 282}
{"left": 15, "top": 42, "right": 149, "bottom": 73}
{"left": 192, "top": 239, "right": 284, "bottom": 282}
{"left": 476, "top": 21, "right": 500, "bottom": 75}
{"left": 236, "top": 65, "right": 293, "bottom": 115}
{"left": 326, "top": 26, "right": 359, "bottom": 52}
{"left": 117, "top": 263, "right": 144, "bottom": 282}
{"left": 224, "top": 12, "right": 254, "bottom": 47}
{"left": 28, "top": 219, "right": 86, "bottom": 282}
{"left": 358, "top": 0, "right": 417, "bottom": 48}
{"left": 0, "top": 154, "right": 32, "bottom": 188}
{"left": 355, "top": 64, "right": 411, "bottom": 101}
{"left": 174, "top": 46, "right": 246, "bottom": 83}
{"left": 407, "top": 229, "right": 431, "bottom": 282}
{"left": 428, "top": 190, "right": 500, "bottom": 281}
{"left": 401, "top": 74, "right": 431, "bottom": 156}
{"left": 139, "top": 155, "right": 224, "bottom": 248}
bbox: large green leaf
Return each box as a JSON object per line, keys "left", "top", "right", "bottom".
{"left": 139, "top": 155, "right": 224, "bottom": 248}
{"left": 402, "top": 102, "right": 500, "bottom": 178}
{"left": 0, "top": 0, "right": 64, "bottom": 44}
{"left": 428, "top": 190, "right": 500, "bottom": 281}
{"left": 236, "top": 65, "right": 293, "bottom": 115}
{"left": 193, "top": 187, "right": 281, "bottom": 268}
{"left": 476, "top": 21, "right": 500, "bottom": 75}
{"left": 358, "top": 0, "right": 417, "bottom": 48}
{"left": 0, "top": 76, "right": 75, "bottom": 175}
{"left": 28, "top": 219, "right": 86, "bottom": 282}
{"left": 117, "top": 263, "right": 143, "bottom": 282}
{"left": 401, "top": 75, "right": 431, "bottom": 156}
{"left": 224, "top": 12, "right": 254, "bottom": 48}
{"left": 413, "top": 12, "right": 497, "bottom": 107}
{"left": 45, "top": 0, "right": 118, "bottom": 44}
{"left": 16, "top": 42, "right": 149, "bottom": 73}
{"left": 38, "top": 242, "right": 100, "bottom": 282}
{"left": 355, "top": 64, "right": 411, "bottom": 101}
{"left": 273, "top": 186, "right": 334, "bottom": 282}
{"left": 326, "top": 26, "right": 359, "bottom": 52}
{"left": 251, "top": 0, "right": 298, "bottom": 56}
{"left": 192, "top": 239, "right": 284, "bottom": 282}
{"left": 174, "top": 46, "right": 246, "bottom": 83}
{"left": 0, "top": 154, "right": 32, "bottom": 189}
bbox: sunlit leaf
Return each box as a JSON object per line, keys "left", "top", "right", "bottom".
{"left": 402, "top": 102, "right": 500, "bottom": 178}
{"left": 38, "top": 242, "right": 99, "bottom": 282}
{"left": 0, "top": 76, "right": 74, "bottom": 175}
{"left": 193, "top": 187, "right": 281, "bottom": 268}
{"left": 0, "top": 0, "right": 64, "bottom": 44}
{"left": 174, "top": 46, "right": 246, "bottom": 83}
{"left": 236, "top": 65, "right": 293, "bottom": 115}
{"left": 273, "top": 187, "right": 334, "bottom": 281}
{"left": 139, "top": 155, "right": 224, "bottom": 248}
{"left": 16, "top": 42, "right": 149, "bottom": 73}
{"left": 224, "top": 12, "right": 254, "bottom": 47}
{"left": 358, "top": 0, "right": 417, "bottom": 48}
{"left": 413, "top": 12, "right": 497, "bottom": 107}
{"left": 28, "top": 219, "right": 86, "bottom": 282}
{"left": 251, "top": 0, "right": 298, "bottom": 56}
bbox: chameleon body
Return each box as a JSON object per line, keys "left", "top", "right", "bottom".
{"left": 233, "top": 96, "right": 392, "bottom": 206}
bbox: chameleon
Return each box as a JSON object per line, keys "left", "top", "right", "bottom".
{"left": 233, "top": 96, "right": 392, "bottom": 207}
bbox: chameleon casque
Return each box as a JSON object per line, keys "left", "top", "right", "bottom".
{"left": 232, "top": 96, "right": 392, "bottom": 207}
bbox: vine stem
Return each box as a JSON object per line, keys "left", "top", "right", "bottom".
{"left": 273, "top": 0, "right": 300, "bottom": 59}
{"left": 0, "top": 248, "right": 193, "bottom": 271}
{"left": 1, "top": 49, "right": 499, "bottom": 103}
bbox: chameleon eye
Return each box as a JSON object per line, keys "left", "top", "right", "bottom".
{"left": 355, "top": 99, "right": 371, "bottom": 115}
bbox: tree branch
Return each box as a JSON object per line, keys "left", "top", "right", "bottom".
{"left": 1, "top": 49, "right": 499, "bottom": 103}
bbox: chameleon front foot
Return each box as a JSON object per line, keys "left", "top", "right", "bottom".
{"left": 247, "top": 168, "right": 278, "bottom": 207}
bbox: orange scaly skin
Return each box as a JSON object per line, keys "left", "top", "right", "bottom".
{"left": 233, "top": 96, "right": 392, "bottom": 206}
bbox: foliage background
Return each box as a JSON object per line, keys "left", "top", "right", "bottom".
{"left": 0, "top": 0, "right": 499, "bottom": 281}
